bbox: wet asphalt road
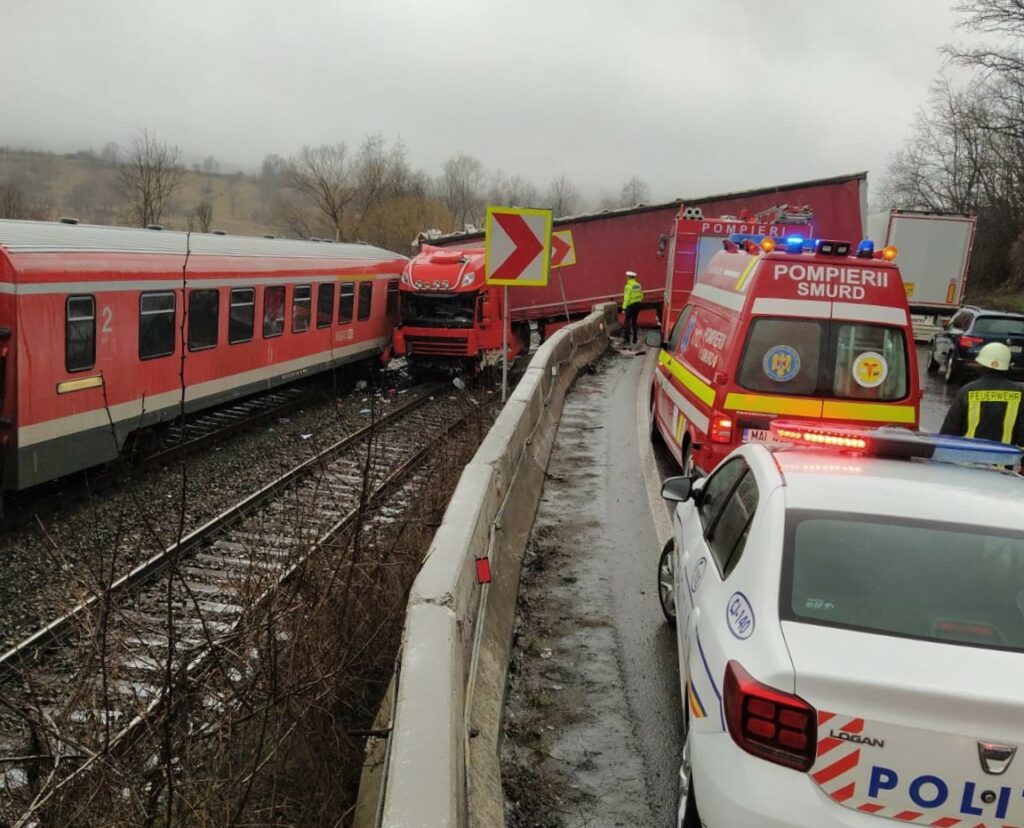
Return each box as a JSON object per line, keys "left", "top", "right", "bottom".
{"left": 502, "top": 341, "right": 960, "bottom": 826}
{"left": 916, "top": 342, "right": 957, "bottom": 432}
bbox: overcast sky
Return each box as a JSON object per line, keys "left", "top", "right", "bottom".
{"left": 1, "top": 0, "right": 968, "bottom": 203}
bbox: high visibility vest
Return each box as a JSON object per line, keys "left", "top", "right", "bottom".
{"left": 623, "top": 279, "right": 643, "bottom": 309}
{"left": 965, "top": 388, "right": 1022, "bottom": 444}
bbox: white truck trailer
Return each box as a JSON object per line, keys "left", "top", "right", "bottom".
{"left": 866, "top": 209, "right": 976, "bottom": 340}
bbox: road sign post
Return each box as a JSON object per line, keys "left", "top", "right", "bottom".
{"left": 484, "top": 206, "right": 553, "bottom": 402}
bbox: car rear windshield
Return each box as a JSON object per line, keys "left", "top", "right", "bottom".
{"left": 973, "top": 316, "right": 1024, "bottom": 337}
{"left": 781, "top": 511, "right": 1024, "bottom": 653}
{"left": 737, "top": 318, "right": 908, "bottom": 400}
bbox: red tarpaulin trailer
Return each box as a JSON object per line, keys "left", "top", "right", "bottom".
{"left": 394, "top": 172, "right": 867, "bottom": 373}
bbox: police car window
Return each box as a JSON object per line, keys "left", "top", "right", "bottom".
{"left": 698, "top": 457, "right": 746, "bottom": 530}
{"left": 708, "top": 470, "right": 758, "bottom": 576}
{"left": 738, "top": 319, "right": 822, "bottom": 395}
{"left": 830, "top": 323, "right": 907, "bottom": 401}
{"left": 668, "top": 305, "right": 693, "bottom": 352}
{"left": 782, "top": 513, "right": 1024, "bottom": 653}
{"left": 973, "top": 316, "right": 1024, "bottom": 336}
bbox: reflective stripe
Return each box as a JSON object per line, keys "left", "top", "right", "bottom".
{"left": 658, "top": 351, "right": 716, "bottom": 406}
{"left": 832, "top": 302, "right": 907, "bottom": 326}
{"left": 751, "top": 297, "right": 831, "bottom": 318}
{"left": 965, "top": 389, "right": 1021, "bottom": 443}
{"left": 723, "top": 393, "right": 822, "bottom": 417}
{"left": 821, "top": 401, "right": 917, "bottom": 424}
{"left": 691, "top": 283, "right": 745, "bottom": 312}
{"left": 656, "top": 369, "right": 710, "bottom": 434}
{"left": 748, "top": 298, "right": 909, "bottom": 326}
{"left": 733, "top": 257, "right": 759, "bottom": 292}
{"left": 966, "top": 397, "right": 981, "bottom": 439}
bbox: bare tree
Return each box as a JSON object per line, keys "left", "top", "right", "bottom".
{"left": 99, "top": 141, "right": 120, "bottom": 165}
{"left": 947, "top": 1, "right": 1024, "bottom": 87}
{"left": 440, "top": 153, "right": 485, "bottom": 228}
{"left": 0, "top": 182, "right": 47, "bottom": 219}
{"left": 878, "top": 77, "right": 991, "bottom": 213}
{"left": 545, "top": 172, "right": 581, "bottom": 217}
{"left": 117, "top": 129, "right": 185, "bottom": 227}
{"left": 619, "top": 175, "right": 651, "bottom": 206}
{"left": 285, "top": 144, "right": 357, "bottom": 241}
{"left": 201, "top": 155, "right": 220, "bottom": 175}
{"left": 188, "top": 200, "right": 214, "bottom": 233}
{"left": 487, "top": 170, "right": 539, "bottom": 208}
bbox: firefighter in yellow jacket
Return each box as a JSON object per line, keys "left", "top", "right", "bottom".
{"left": 940, "top": 342, "right": 1024, "bottom": 445}
{"left": 621, "top": 270, "right": 644, "bottom": 345}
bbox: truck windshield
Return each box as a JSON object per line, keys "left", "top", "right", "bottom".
{"left": 782, "top": 512, "right": 1024, "bottom": 653}
{"left": 401, "top": 293, "right": 476, "bottom": 329}
{"left": 737, "top": 318, "right": 908, "bottom": 400}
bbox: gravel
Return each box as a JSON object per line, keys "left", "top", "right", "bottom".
{"left": 0, "top": 368, "right": 497, "bottom": 649}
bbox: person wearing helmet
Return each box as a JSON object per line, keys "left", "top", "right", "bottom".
{"left": 940, "top": 342, "right": 1024, "bottom": 445}
{"left": 621, "top": 270, "right": 644, "bottom": 345}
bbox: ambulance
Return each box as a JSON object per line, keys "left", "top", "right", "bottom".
{"left": 649, "top": 235, "right": 921, "bottom": 474}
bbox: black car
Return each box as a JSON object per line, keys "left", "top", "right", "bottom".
{"left": 928, "top": 305, "right": 1024, "bottom": 383}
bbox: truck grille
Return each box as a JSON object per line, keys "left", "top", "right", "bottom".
{"left": 405, "top": 335, "right": 470, "bottom": 356}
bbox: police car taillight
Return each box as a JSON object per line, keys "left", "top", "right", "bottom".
{"left": 723, "top": 661, "right": 817, "bottom": 771}
{"left": 770, "top": 419, "right": 1024, "bottom": 468}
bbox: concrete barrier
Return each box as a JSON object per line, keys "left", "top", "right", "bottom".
{"left": 371, "top": 304, "right": 617, "bottom": 827}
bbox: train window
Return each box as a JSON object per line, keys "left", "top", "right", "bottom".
{"left": 229, "top": 288, "right": 255, "bottom": 344}
{"left": 292, "top": 284, "right": 312, "bottom": 333}
{"left": 358, "top": 281, "right": 373, "bottom": 321}
{"left": 263, "top": 285, "right": 285, "bottom": 338}
{"left": 188, "top": 289, "right": 219, "bottom": 351}
{"left": 139, "top": 291, "right": 176, "bottom": 360}
{"left": 386, "top": 280, "right": 399, "bottom": 316}
{"left": 317, "top": 283, "right": 335, "bottom": 329}
{"left": 338, "top": 282, "right": 355, "bottom": 324}
{"left": 65, "top": 295, "right": 96, "bottom": 372}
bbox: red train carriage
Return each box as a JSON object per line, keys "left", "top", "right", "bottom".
{"left": 0, "top": 220, "right": 407, "bottom": 491}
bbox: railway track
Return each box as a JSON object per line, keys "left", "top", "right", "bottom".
{"left": 0, "top": 382, "right": 481, "bottom": 814}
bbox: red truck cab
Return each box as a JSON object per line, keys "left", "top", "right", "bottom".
{"left": 651, "top": 235, "right": 921, "bottom": 474}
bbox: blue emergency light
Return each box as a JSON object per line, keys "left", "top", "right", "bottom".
{"left": 770, "top": 420, "right": 1023, "bottom": 469}
{"left": 856, "top": 239, "right": 875, "bottom": 259}
{"left": 785, "top": 235, "right": 805, "bottom": 253}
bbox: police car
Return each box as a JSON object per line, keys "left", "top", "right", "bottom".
{"left": 656, "top": 421, "right": 1024, "bottom": 827}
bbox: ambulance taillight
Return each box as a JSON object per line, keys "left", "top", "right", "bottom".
{"left": 723, "top": 660, "right": 817, "bottom": 771}
{"left": 710, "top": 414, "right": 734, "bottom": 444}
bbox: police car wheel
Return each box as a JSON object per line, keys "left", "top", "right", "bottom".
{"left": 677, "top": 725, "right": 701, "bottom": 828}
{"left": 658, "top": 539, "right": 677, "bottom": 623}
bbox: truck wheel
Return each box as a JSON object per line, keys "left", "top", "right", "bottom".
{"left": 926, "top": 347, "right": 939, "bottom": 374}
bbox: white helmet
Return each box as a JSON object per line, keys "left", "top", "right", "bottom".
{"left": 977, "top": 342, "right": 1012, "bottom": 372}
{"left": 625, "top": 270, "right": 637, "bottom": 278}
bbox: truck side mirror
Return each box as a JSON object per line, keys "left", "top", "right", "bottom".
{"left": 480, "top": 300, "right": 492, "bottom": 327}
{"left": 646, "top": 330, "right": 663, "bottom": 348}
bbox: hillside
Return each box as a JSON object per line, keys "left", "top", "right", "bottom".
{"left": 0, "top": 148, "right": 274, "bottom": 236}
